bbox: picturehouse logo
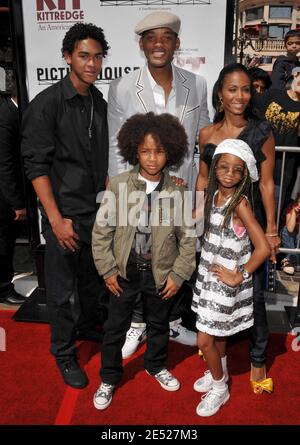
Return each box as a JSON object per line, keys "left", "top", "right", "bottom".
{"left": 36, "top": 0, "right": 84, "bottom": 24}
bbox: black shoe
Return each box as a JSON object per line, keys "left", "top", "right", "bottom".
{"left": 57, "top": 358, "right": 88, "bottom": 389}
{"left": 77, "top": 329, "right": 104, "bottom": 343}
{"left": 0, "top": 289, "right": 27, "bottom": 305}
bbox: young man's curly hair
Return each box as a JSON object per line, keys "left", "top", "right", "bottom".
{"left": 117, "top": 112, "right": 188, "bottom": 168}
{"left": 61, "top": 23, "right": 109, "bottom": 57}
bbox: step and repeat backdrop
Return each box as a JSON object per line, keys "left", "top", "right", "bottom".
{"left": 19, "top": 0, "right": 229, "bottom": 243}
{"left": 22, "top": 0, "right": 228, "bottom": 116}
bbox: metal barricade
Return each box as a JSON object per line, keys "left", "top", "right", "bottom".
{"left": 274, "top": 146, "right": 300, "bottom": 327}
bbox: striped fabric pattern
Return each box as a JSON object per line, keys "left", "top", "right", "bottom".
{"left": 192, "top": 197, "right": 254, "bottom": 337}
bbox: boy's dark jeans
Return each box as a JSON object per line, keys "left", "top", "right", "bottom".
{"left": 131, "top": 286, "right": 186, "bottom": 325}
{"left": 100, "top": 256, "right": 174, "bottom": 385}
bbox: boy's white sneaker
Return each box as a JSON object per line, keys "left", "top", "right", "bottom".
{"left": 147, "top": 368, "right": 180, "bottom": 391}
{"left": 93, "top": 382, "right": 115, "bottom": 410}
{"left": 196, "top": 388, "right": 230, "bottom": 417}
{"left": 169, "top": 322, "right": 197, "bottom": 346}
{"left": 122, "top": 327, "right": 147, "bottom": 359}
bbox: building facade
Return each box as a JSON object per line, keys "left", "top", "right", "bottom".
{"left": 237, "top": 0, "right": 300, "bottom": 71}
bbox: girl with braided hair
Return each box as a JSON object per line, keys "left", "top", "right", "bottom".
{"left": 192, "top": 139, "right": 270, "bottom": 417}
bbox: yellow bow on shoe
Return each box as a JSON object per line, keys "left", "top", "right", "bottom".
{"left": 250, "top": 377, "right": 273, "bottom": 394}
{"left": 198, "top": 349, "right": 206, "bottom": 361}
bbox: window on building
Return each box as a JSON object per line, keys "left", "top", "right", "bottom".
{"left": 269, "top": 25, "right": 291, "bottom": 39}
{"left": 269, "top": 6, "right": 292, "bottom": 19}
{"left": 245, "top": 7, "right": 263, "bottom": 21}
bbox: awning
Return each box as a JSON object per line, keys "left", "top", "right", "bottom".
{"left": 244, "top": 24, "right": 260, "bottom": 36}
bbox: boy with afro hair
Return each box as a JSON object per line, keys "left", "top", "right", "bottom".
{"left": 92, "top": 112, "right": 196, "bottom": 410}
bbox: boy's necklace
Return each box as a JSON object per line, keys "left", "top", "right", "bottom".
{"left": 88, "top": 90, "right": 94, "bottom": 139}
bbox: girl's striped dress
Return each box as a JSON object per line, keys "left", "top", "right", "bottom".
{"left": 192, "top": 194, "right": 254, "bottom": 336}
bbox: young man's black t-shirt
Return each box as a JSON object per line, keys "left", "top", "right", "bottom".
{"left": 254, "top": 88, "right": 300, "bottom": 147}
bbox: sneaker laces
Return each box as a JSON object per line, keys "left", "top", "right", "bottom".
{"left": 96, "top": 383, "right": 114, "bottom": 399}
{"left": 126, "top": 327, "right": 145, "bottom": 340}
{"left": 200, "top": 389, "right": 223, "bottom": 408}
{"left": 155, "top": 369, "right": 174, "bottom": 385}
{"left": 174, "top": 324, "right": 186, "bottom": 334}
{"left": 281, "top": 258, "right": 291, "bottom": 267}
{"left": 170, "top": 322, "right": 186, "bottom": 333}
{"left": 198, "top": 370, "right": 212, "bottom": 384}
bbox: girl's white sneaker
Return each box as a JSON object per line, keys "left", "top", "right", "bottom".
{"left": 196, "top": 388, "right": 230, "bottom": 417}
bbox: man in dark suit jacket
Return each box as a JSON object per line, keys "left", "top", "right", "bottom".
{"left": 0, "top": 88, "right": 27, "bottom": 305}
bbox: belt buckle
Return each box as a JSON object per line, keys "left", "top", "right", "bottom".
{"left": 136, "top": 262, "right": 151, "bottom": 271}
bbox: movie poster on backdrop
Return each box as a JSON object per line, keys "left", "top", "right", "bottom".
{"left": 22, "top": 0, "right": 227, "bottom": 116}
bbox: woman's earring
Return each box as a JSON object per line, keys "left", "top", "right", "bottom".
{"left": 218, "top": 97, "right": 224, "bottom": 113}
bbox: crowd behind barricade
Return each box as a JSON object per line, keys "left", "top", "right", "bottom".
{"left": 0, "top": 13, "right": 299, "bottom": 418}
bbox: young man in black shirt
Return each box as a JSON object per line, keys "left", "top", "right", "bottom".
{"left": 22, "top": 23, "right": 109, "bottom": 389}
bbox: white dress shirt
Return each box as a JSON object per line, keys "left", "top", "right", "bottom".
{"left": 145, "top": 65, "right": 176, "bottom": 115}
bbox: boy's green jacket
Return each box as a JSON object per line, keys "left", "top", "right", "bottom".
{"left": 92, "top": 165, "right": 196, "bottom": 289}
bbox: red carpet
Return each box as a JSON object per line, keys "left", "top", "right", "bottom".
{"left": 0, "top": 310, "right": 299, "bottom": 425}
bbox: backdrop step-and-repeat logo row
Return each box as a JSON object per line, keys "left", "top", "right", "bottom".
{"left": 23, "top": 0, "right": 227, "bottom": 115}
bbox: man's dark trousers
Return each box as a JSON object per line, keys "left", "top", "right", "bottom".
{"left": 0, "top": 196, "right": 19, "bottom": 296}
